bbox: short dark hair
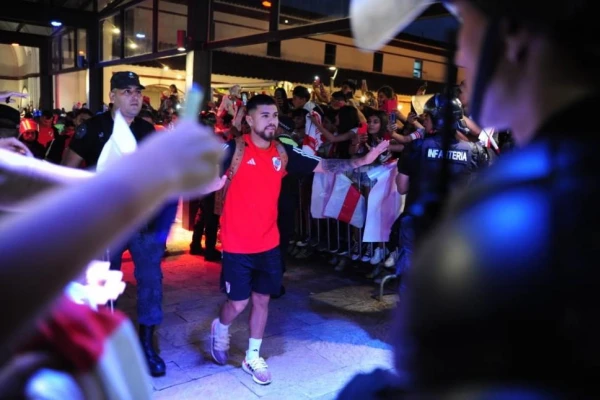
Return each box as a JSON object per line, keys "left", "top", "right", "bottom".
{"left": 341, "top": 80, "right": 357, "bottom": 93}
{"left": 291, "top": 108, "right": 309, "bottom": 119}
{"left": 378, "top": 86, "right": 394, "bottom": 99}
{"left": 292, "top": 86, "right": 310, "bottom": 101}
{"left": 331, "top": 91, "right": 347, "bottom": 101}
{"left": 246, "top": 94, "right": 276, "bottom": 113}
{"left": 76, "top": 108, "right": 93, "bottom": 118}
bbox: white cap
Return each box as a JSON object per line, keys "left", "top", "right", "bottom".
{"left": 351, "top": 0, "right": 437, "bottom": 51}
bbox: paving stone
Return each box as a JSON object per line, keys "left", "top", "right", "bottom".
{"left": 151, "top": 362, "right": 193, "bottom": 391}
{"left": 258, "top": 388, "right": 311, "bottom": 400}
{"left": 157, "top": 320, "right": 212, "bottom": 347}
{"left": 305, "top": 340, "right": 393, "bottom": 370}
{"left": 161, "top": 311, "right": 187, "bottom": 328}
{"left": 153, "top": 370, "right": 259, "bottom": 400}
{"left": 312, "top": 391, "right": 340, "bottom": 400}
{"left": 227, "top": 348, "right": 341, "bottom": 398}
{"left": 115, "top": 224, "right": 399, "bottom": 399}
{"left": 296, "top": 367, "right": 358, "bottom": 398}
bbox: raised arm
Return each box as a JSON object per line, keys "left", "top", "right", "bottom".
{"left": 0, "top": 120, "right": 223, "bottom": 355}
{"left": 0, "top": 149, "right": 93, "bottom": 211}
{"left": 314, "top": 140, "right": 389, "bottom": 173}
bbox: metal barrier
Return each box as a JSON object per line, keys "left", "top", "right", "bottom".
{"left": 290, "top": 163, "right": 402, "bottom": 300}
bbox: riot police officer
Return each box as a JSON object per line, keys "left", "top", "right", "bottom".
{"left": 339, "top": 0, "right": 600, "bottom": 398}
{"left": 62, "top": 71, "right": 174, "bottom": 377}
{"left": 392, "top": 93, "right": 488, "bottom": 291}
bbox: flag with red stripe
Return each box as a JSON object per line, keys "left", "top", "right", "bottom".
{"left": 301, "top": 111, "right": 323, "bottom": 156}
{"left": 323, "top": 173, "right": 366, "bottom": 228}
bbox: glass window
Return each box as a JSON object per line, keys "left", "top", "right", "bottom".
{"left": 101, "top": 16, "right": 121, "bottom": 61}
{"left": 51, "top": 37, "right": 60, "bottom": 72}
{"left": 373, "top": 52, "right": 383, "bottom": 73}
{"left": 62, "top": 30, "right": 75, "bottom": 69}
{"left": 324, "top": 43, "right": 336, "bottom": 66}
{"left": 77, "top": 29, "right": 88, "bottom": 67}
{"left": 413, "top": 59, "right": 423, "bottom": 79}
{"left": 125, "top": 0, "right": 154, "bottom": 57}
{"left": 158, "top": 0, "right": 187, "bottom": 51}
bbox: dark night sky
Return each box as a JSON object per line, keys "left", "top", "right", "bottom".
{"left": 279, "top": 0, "right": 459, "bottom": 44}
{"left": 403, "top": 16, "right": 460, "bottom": 43}
{"left": 227, "top": 0, "right": 459, "bottom": 44}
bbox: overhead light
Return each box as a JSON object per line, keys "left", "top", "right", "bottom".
{"left": 177, "top": 47, "right": 186, "bottom": 52}
{"left": 284, "top": 19, "right": 289, "bottom": 23}
{"left": 163, "top": 66, "right": 169, "bottom": 71}
{"left": 50, "top": 20, "right": 62, "bottom": 27}
{"left": 11, "top": 43, "right": 19, "bottom": 47}
{"left": 112, "top": 27, "right": 120, "bottom": 34}
{"left": 135, "top": 33, "right": 145, "bottom": 39}
{"left": 176, "top": 74, "right": 182, "bottom": 79}
{"left": 262, "top": 1, "right": 272, "bottom": 7}
{"left": 129, "top": 43, "right": 138, "bottom": 49}
{"left": 78, "top": 50, "right": 85, "bottom": 55}
{"left": 329, "top": 66, "right": 337, "bottom": 71}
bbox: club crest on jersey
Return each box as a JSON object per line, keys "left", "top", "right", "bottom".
{"left": 272, "top": 157, "right": 282, "bottom": 171}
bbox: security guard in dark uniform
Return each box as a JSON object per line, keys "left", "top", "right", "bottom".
{"left": 62, "top": 71, "right": 175, "bottom": 377}
{"left": 394, "top": 93, "right": 488, "bottom": 291}
{"left": 338, "top": 0, "right": 600, "bottom": 398}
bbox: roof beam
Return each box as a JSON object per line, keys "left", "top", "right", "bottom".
{"left": 204, "top": 3, "right": 451, "bottom": 51}
{"left": 204, "top": 18, "right": 351, "bottom": 50}
{"left": 0, "top": 31, "right": 47, "bottom": 47}
{"left": 2, "top": 2, "right": 95, "bottom": 29}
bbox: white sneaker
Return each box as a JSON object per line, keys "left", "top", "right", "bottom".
{"left": 370, "top": 247, "right": 388, "bottom": 265}
{"left": 210, "top": 319, "right": 230, "bottom": 365}
{"left": 242, "top": 357, "right": 272, "bottom": 385}
{"left": 384, "top": 249, "right": 398, "bottom": 268}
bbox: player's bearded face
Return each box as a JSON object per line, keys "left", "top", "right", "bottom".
{"left": 250, "top": 105, "right": 279, "bottom": 141}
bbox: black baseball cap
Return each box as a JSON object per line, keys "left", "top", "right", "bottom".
{"left": 110, "top": 71, "right": 145, "bottom": 90}
{"left": 278, "top": 115, "right": 295, "bottom": 134}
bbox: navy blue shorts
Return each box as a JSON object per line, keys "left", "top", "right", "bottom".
{"left": 221, "top": 247, "right": 283, "bottom": 301}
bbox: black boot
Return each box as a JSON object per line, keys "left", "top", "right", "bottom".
{"left": 189, "top": 244, "right": 204, "bottom": 256}
{"left": 138, "top": 325, "right": 166, "bottom": 377}
{"left": 204, "top": 248, "right": 222, "bottom": 262}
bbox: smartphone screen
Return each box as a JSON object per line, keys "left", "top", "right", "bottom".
{"left": 389, "top": 112, "right": 396, "bottom": 124}
{"left": 242, "top": 93, "right": 248, "bottom": 106}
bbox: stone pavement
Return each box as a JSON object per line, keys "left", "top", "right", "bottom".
{"left": 117, "top": 224, "right": 399, "bottom": 400}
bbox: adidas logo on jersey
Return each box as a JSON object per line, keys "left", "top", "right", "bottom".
{"left": 247, "top": 158, "right": 257, "bottom": 165}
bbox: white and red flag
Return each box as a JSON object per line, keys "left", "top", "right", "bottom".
{"left": 362, "top": 162, "right": 402, "bottom": 243}
{"left": 323, "top": 173, "right": 366, "bottom": 228}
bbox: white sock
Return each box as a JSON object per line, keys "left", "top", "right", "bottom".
{"left": 246, "top": 338, "right": 262, "bottom": 361}
{"left": 216, "top": 319, "right": 230, "bottom": 335}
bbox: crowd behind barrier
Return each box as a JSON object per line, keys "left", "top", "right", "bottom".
{"left": 289, "top": 160, "right": 405, "bottom": 295}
